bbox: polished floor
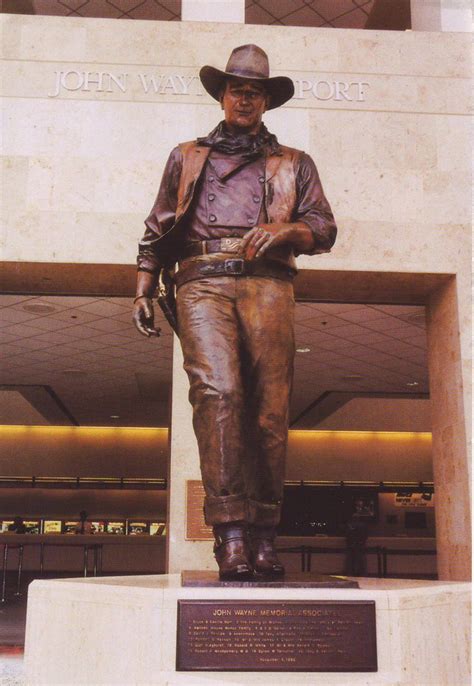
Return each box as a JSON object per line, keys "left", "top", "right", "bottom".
{"left": 0, "top": 647, "right": 24, "bottom": 686}
{"left": 0, "top": 573, "right": 30, "bottom": 647}
{"left": 0, "top": 573, "right": 28, "bottom": 686}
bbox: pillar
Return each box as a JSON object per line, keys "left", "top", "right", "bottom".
{"left": 426, "top": 277, "right": 472, "bottom": 580}
{"left": 167, "top": 337, "right": 213, "bottom": 573}
{"left": 411, "top": 0, "right": 473, "bottom": 31}
{"left": 181, "top": 0, "right": 245, "bottom": 23}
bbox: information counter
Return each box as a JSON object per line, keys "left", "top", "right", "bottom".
{"left": 0, "top": 533, "right": 167, "bottom": 601}
{"left": 1, "top": 534, "right": 436, "bottom": 603}
{"left": 276, "top": 536, "right": 436, "bottom": 578}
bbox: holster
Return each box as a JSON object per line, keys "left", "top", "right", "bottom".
{"left": 156, "top": 269, "right": 178, "bottom": 334}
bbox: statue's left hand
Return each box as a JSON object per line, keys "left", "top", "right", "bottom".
{"left": 241, "top": 222, "right": 315, "bottom": 260}
{"left": 240, "top": 224, "right": 290, "bottom": 260}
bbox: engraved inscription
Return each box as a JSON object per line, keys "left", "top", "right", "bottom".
{"left": 177, "top": 600, "right": 377, "bottom": 672}
{"left": 48, "top": 69, "right": 370, "bottom": 102}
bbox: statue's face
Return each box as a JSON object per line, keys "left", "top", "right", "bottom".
{"left": 221, "top": 77, "right": 269, "bottom": 134}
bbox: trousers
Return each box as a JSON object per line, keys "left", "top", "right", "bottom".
{"left": 176, "top": 275, "right": 295, "bottom": 526}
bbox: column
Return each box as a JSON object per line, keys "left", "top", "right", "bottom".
{"left": 427, "top": 278, "right": 472, "bottom": 580}
{"left": 411, "top": 0, "right": 473, "bottom": 31}
{"left": 167, "top": 337, "right": 213, "bottom": 573}
{"left": 181, "top": 0, "right": 245, "bottom": 23}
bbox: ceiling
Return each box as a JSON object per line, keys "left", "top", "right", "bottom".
{"left": 0, "top": 294, "right": 429, "bottom": 429}
{"left": 2, "top": 0, "right": 411, "bottom": 30}
{"left": 247, "top": 0, "right": 375, "bottom": 28}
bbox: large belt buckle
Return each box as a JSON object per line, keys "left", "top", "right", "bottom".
{"left": 221, "top": 237, "right": 241, "bottom": 253}
{"left": 224, "top": 258, "right": 245, "bottom": 275}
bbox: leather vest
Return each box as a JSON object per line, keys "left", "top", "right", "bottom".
{"left": 177, "top": 141, "right": 299, "bottom": 227}
{"left": 184, "top": 153, "right": 266, "bottom": 242}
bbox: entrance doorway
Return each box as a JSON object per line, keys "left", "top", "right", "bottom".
{"left": 1, "top": 262, "right": 471, "bottom": 581}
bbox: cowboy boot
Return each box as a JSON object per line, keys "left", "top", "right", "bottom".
{"left": 213, "top": 523, "right": 253, "bottom": 580}
{"left": 250, "top": 526, "right": 285, "bottom": 578}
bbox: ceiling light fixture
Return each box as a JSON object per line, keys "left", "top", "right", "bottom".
{"left": 406, "top": 312, "right": 426, "bottom": 323}
{"left": 296, "top": 346, "right": 311, "bottom": 353}
{"left": 22, "top": 303, "right": 56, "bottom": 314}
{"left": 406, "top": 381, "right": 419, "bottom": 387}
{"left": 110, "top": 415, "right": 120, "bottom": 419}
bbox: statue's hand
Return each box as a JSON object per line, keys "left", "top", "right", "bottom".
{"left": 241, "top": 222, "right": 315, "bottom": 260}
{"left": 132, "top": 297, "right": 161, "bottom": 338}
{"left": 241, "top": 224, "right": 291, "bottom": 260}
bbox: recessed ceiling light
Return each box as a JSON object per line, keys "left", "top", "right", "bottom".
{"left": 110, "top": 415, "right": 120, "bottom": 419}
{"left": 22, "top": 303, "right": 56, "bottom": 314}
{"left": 296, "top": 346, "right": 311, "bottom": 353}
{"left": 61, "top": 369, "right": 87, "bottom": 376}
{"left": 406, "top": 381, "right": 419, "bottom": 387}
{"left": 406, "top": 312, "right": 425, "bottom": 322}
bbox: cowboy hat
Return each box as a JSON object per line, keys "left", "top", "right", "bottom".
{"left": 199, "top": 44, "right": 294, "bottom": 110}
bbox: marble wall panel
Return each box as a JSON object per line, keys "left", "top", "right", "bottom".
{"left": 4, "top": 16, "right": 470, "bottom": 79}
{"left": 435, "top": 115, "right": 472, "bottom": 172}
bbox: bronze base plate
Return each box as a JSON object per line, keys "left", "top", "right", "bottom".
{"left": 181, "top": 570, "right": 359, "bottom": 588}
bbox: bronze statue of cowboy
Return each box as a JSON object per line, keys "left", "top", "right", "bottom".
{"left": 133, "top": 44, "right": 337, "bottom": 580}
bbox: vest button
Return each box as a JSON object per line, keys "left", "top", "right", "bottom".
{"left": 247, "top": 217, "right": 255, "bottom": 225}
{"left": 209, "top": 214, "right": 217, "bottom": 223}
{"left": 209, "top": 176, "right": 215, "bottom": 182}
{"left": 258, "top": 176, "right": 265, "bottom": 183}
{"left": 208, "top": 193, "right": 215, "bottom": 201}
{"left": 253, "top": 195, "right": 260, "bottom": 203}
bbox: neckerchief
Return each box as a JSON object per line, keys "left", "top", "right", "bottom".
{"left": 197, "top": 121, "right": 280, "bottom": 160}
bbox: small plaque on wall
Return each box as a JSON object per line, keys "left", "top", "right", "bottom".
{"left": 185, "top": 480, "right": 213, "bottom": 540}
{"left": 177, "top": 599, "right": 377, "bottom": 672}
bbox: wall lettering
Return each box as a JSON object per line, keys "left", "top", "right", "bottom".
{"left": 49, "top": 69, "right": 370, "bottom": 103}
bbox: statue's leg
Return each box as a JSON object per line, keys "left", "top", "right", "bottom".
{"left": 236, "top": 276, "right": 295, "bottom": 576}
{"left": 236, "top": 276, "right": 295, "bottom": 524}
{"left": 176, "top": 276, "right": 248, "bottom": 526}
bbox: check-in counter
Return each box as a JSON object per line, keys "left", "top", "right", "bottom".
{"left": 0, "top": 533, "right": 167, "bottom": 576}
{"left": 275, "top": 536, "right": 437, "bottom": 578}
{"left": 1, "top": 534, "right": 437, "bottom": 580}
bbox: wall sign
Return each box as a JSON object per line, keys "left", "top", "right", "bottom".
{"left": 48, "top": 69, "right": 370, "bottom": 103}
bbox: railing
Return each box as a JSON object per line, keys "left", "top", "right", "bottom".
{"left": 0, "top": 476, "right": 167, "bottom": 490}
{"left": 0, "top": 476, "right": 434, "bottom": 492}
{"left": 276, "top": 544, "right": 437, "bottom": 577}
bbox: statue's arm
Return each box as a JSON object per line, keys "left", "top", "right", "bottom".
{"left": 133, "top": 147, "right": 182, "bottom": 336}
{"left": 292, "top": 152, "right": 338, "bottom": 255}
{"left": 241, "top": 152, "right": 337, "bottom": 260}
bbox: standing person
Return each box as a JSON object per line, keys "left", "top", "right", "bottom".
{"left": 8, "top": 516, "right": 26, "bottom": 534}
{"left": 133, "top": 45, "right": 337, "bottom": 580}
{"left": 75, "top": 510, "right": 92, "bottom": 535}
{"left": 345, "top": 499, "right": 370, "bottom": 576}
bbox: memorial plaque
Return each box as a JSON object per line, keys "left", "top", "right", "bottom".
{"left": 186, "top": 480, "right": 213, "bottom": 540}
{"left": 177, "top": 600, "right": 377, "bottom": 672}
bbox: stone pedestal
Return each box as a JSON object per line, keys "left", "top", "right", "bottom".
{"left": 24, "top": 574, "right": 470, "bottom": 685}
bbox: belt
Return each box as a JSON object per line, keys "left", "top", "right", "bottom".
{"left": 182, "top": 237, "right": 244, "bottom": 258}
{"left": 175, "top": 258, "right": 295, "bottom": 289}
